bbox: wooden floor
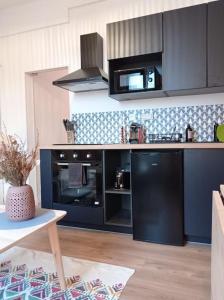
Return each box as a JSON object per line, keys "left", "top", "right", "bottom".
{"left": 19, "top": 226, "right": 211, "bottom": 300}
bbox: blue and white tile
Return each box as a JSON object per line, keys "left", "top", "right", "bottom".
{"left": 72, "top": 104, "right": 224, "bottom": 144}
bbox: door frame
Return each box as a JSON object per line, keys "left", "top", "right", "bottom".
{"left": 0, "top": 66, "right": 4, "bottom": 204}
{"left": 25, "top": 66, "right": 68, "bottom": 205}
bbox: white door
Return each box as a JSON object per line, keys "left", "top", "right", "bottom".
{"left": 26, "top": 67, "right": 69, "bottom": 205}
{"left": 0, "top": 66, "right": 4, "bottom": 204}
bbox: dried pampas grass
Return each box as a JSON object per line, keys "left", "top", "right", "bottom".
{"left": 0, "top": 131, "right": 38, "bottom": 186}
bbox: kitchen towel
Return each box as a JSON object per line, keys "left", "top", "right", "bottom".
{"left": 68, "top": 163, "right": 86, "bottom": 187}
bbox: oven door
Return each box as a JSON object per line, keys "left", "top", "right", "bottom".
{"left": 52, "top": 161, "right": 102, "bottom": 207}
{"left": 114, "top": 68, "right": 146, "bottom": 93}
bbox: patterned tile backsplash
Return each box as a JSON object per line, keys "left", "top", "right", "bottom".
{"left": 72, "top": 104, "right": 224, "bottom": 144}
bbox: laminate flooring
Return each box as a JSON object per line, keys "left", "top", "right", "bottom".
{"left": 19, "top": 226, "right": 211, "bottom": 300}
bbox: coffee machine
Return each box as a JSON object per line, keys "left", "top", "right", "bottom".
{"left": 114, "top": 170, "right": 130, "bottom": 190}
{"left": 129, "top": 122, "right": 146, "bottom": 144}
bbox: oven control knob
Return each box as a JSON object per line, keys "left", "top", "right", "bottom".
{"left": 86, "top": 153, "right": 92, "bottom": 159}
{"left": 59, "top": 153, "right": 65, "bottom": 159}
{"left": 73, "top": 153, "right": 78, "bottom": 159}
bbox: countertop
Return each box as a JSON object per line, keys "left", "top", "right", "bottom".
{"left": 40, "top": 142, "right": 224, "bottom": 150}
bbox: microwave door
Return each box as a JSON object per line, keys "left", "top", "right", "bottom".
{"left": 129, "top": 73, "right": 144, "bottom": 90}
{"left": 115, "top": 68, "right": 145, "bottom": 92}
{"left": 119, "top": 74, "right": 129, "bottom": 90}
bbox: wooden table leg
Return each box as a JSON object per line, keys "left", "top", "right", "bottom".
{"left": 48, "top": 223, "right": 66, "bottom": 290}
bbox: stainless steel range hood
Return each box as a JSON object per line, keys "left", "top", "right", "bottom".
{"left": 53, "top": 32, "right": 108, "bottom": 92}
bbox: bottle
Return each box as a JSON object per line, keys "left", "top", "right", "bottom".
{"left": 185, "top": 124, "right": 193, "bottom": 142}
{"left": 120, "top": 126, "right": 127, "bottom": 144}
{"left": 214, "top": 122, "right": 219, "bottom": 142}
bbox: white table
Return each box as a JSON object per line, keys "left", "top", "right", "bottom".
{"left": 0, "top": 205, "right": 67, "bottom": 289}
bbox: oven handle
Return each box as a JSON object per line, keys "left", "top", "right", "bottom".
{"left": 56, "top": 163, "right": 91, "bottom": 167}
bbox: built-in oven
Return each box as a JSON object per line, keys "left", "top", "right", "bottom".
{"left": 114, "top": 66, "right": 161, "bottom": 93}
{"left": 51, "top": 150, "right": 103, "bottom": 207}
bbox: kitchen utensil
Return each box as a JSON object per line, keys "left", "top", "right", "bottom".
{"left": 67, "top": 131, "right": 75, "bottom": 144}
{"left": 63, "top": 119, "right": 67, "bottom": 131}
{"left": 148, "top": 133, "right": 182, "bottom": 143}
{"left": 62, "top": 119, "right": 77, "bottom": 143}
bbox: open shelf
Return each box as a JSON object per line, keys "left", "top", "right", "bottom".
{"left": 104, "top": 193, "right": 132, "bottom": 228}
{"left": 105, "top": 209, "right": 132, "bottom": 227}
{"left": 104, "top": 150, "right": 131, "bottom": 190}
{"left": 104, "top": 150, "right": 132, "bottom": 228}
{"left": 105, "top": 188, "right": 131, "bottom": 195}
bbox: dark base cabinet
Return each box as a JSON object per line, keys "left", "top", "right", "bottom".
{"left": 40, "top": 148, "right": 224, "bottom": 245}
{"left": 40, "top": 150, "right": 53, "bottom": 209}
{"left": 184, "top": 150, "right": 224, "bottom": 243}
{"left": 53, "top": 203, "right": 103, "bottom": 225}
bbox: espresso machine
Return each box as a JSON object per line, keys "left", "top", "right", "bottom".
{"left": 129, "top": 122, "right": 146, "bottom": 144}
{"left": 114, "top": 169, "right": 130, "bottom": 190}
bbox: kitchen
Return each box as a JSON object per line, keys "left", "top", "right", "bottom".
{"left": 0, "top": 0, "right": 224, "bottom": 299}
{"left": 41, "top": 0, "right": 224, "bottom": 245}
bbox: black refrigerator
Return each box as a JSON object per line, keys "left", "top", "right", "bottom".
{"left": 131, "top": 150, "right": 184, "bottom": 246}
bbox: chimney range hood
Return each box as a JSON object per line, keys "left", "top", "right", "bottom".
{"left": 53, "top": 32, "right": 108, "bottom": 93}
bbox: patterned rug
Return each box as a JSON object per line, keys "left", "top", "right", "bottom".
{"left": 0, "top": 247, "right": 134, "bottom": 300}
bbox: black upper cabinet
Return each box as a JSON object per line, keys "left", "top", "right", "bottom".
{"left": 107, "top": 14, "right": 162, "bottom": 60}
{"left": 208, "top": 1, "right": 224, "bottom": 87}
{"left": 163, "top": 4, "right": 207, "bottom": 91}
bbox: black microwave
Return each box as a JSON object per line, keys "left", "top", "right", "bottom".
{"left": 113, "top": 66, "right": 161, "bottom": 93}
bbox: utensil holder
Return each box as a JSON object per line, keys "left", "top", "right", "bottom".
{"left": 67, "top": 131, "right": 75, "bottom": 144}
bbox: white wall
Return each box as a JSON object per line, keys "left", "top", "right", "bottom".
{"left": 0, "top": 0, "right": 219, "bottom": 138}
{"left": 70, "top": 89, "right": 224, "bottom": 114}
{"left": 0, "top": 0, "right": 108, "bottom": 37}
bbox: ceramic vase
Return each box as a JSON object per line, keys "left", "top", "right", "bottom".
{"left": 5, "top": 185, "right": 35, "bottom": 221}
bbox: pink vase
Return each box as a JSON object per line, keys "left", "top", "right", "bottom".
{"left": 6, "top": 185, "right": 35, "bottom": 221}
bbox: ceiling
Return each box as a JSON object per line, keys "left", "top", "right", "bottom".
{"left": 0, "top": 0, "right": 104, "bottom": 10}
{"left": 0, "top": 0, "right": 36, "bottom": 9}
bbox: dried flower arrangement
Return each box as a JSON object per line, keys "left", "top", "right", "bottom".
{"left": 0, "top": 131, "right": 38, "bottom": 186}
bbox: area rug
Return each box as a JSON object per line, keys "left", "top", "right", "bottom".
{"left": 0, "top": 247, "right": 135, "bottom": 299}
